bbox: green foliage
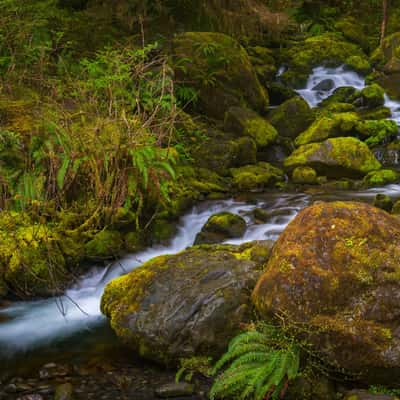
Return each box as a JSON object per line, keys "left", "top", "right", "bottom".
{"left": 175, "top": 356, "right": 213, "bottom": 383}
{"left": 369, "top": 385, "right": 400, "bottom": 397}
{"left": 210, "top": 323, "right": 300, "bottom": 400}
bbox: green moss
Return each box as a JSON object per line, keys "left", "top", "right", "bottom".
{"left": 224, "top": 107, "right": 277, "bottom": 148}
{"left": 230, "top": 162, "right": 285, "bottom": 191}
{"left": 295, "top": 113, "right": 359, "bottom": 147}
{"left": 360, "top": 84, "right": 385, "bottom": 108}
{"left": 268, "top": 96, "right": 314, "bottom": 139}
{"left": 292, "top": 166, "right": 318, "bottom": 184}
{"left": 85, "top": 229, "right": 123, "bottom": 259}
{"left": 356, "top": 119, "right": 398, "bottom": 146}
{"left": 346, "top": 56, "right": 371, "bottom": 74}
{"left": 284, "top": 137, "right": 381, "bottom": 178}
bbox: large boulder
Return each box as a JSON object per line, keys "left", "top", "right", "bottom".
{"left": 171, "top": 32, "right": 268, "bottom": 118}
{"left": 253, "top": 201, "right": 400, "bottom": 383}
{"left": 101, "top": 241, "right": 273, "bottom": 365}
{"left": 284, "top": 137, "right": 381, "bottom": 178}
{"left": 268, "top": 96, "right": 314, "bottom": 139}
{"left": 194, "top": 212, "right": 247, "bottom": 245}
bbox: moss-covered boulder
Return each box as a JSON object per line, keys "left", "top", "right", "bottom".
{"left": 252, "top": 201, "right": 400, "bottom": 383}
{"left": 230, "top": 162, "right": 285, "bottom": 191}
{"left": 295, "top": 112, "right": 359, "bottom": 147}
{"left": 0, "top": 211, "right": 70, "bottom": 298}
{"left": 267, "top": 83, "right": 297, "bottom": 106}
{"left": 194, "top": 212, "right": 247, "bottom": 245}
{"left": 268, "top": 96, "right": 314, "bottom": 139}
{"left": 101, "top": 241, "right": 273, "bottom": 365}
{"left": 344, "top": 390, "right": 397, "bottom": 400}
{"left": 284, "top": 137, "right": 381, "bottom": 178}
{"left": 355, "top": 120, "right": 398, "bottom": 147}
{"left": 319, "top": 87, "right": 357, "bottom": 109}
{"left": 171, "top": 32, "right": 268, "bottom": 118}
{"left": 224, "top": 107, "right": 277, "bottom": 148}
{"left": 370, "top": 33, "right": 400, "bottom": 100}
{"left": 281, "top": 34, "right": 368, "bottom": 87}
{"left": 247, "top": 46, "right": 277, "bottom": 87}
{"left": 85, "top": 229, "right": 123, "bottom": 259}
{"left": 292, "top": 166, "right": 318, "bottom": 184}
{"left": 334, "top": 17, "right": 371, "bottom": 52}
{"left": 359, "top": 84, "right": 385, "bottom": 108}
{"left": 364, "top": 169, "right": 399, "bottom": 187}
{"left": 392, "top": 200, "right": 400, "bottom": 215}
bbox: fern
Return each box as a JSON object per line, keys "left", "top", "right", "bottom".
{"left": 210, "top": 324, "right": 300, "bottom": 400}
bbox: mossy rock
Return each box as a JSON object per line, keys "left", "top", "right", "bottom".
{"left": 356, "top": 120, "right": 398, "bottom": 147}
{"left": 268, "top": 96, "right": 314, "bottom": 139}
{"left": 392, "top": 200, "right": 400, "bottom": 215}
{"left": 171, "top": 32, "right": 268, "bottom": 119}
{"left": 292, "top": 166, "right": 318, "bottom": 184}
{"left": 346, "top": 56, "right": 372, "bottom": 75}
{"left": 101, "top": 241, "right": 273, "bottom": 365}
{"left": 284, "top": 137, "right": 381, "bottom": 178}
{"left": 359, "top": 84, "right": 385, "bottom": 108}
{"left": 224, "top": 107, "right": 278, "bottom": 148}
{"left": 364, "top": 169, "right": 399, "bottom": 187}
{"left": 319, "top": 86, "right": 357, "bottom": 109}
{"left": 0, "top": 211, "right": 69, "bottom": 298}
{"left": 373, "top": 193, "right": 394, "bottom": 212}
{"left": 230, "top": 162, "right": 285, "bottom": 191}
{"left": 344, "top": 389, "right": 398, "bottom": 400}
{"left": 295, "top": 112, "right": 359, "bottom": 147}
{"left": 334, "top": 17, "right": 371, "bottom": 52}
{"left": 235, "top": 136, "right": 257, "bottom": 166}
{"left": 85, "top": 230, "right": 123, "bottom": 259}
{"left": 359, "top": 107, "right": 392, "bottom": 121}
{"left": 281, "top": 33, "right": 367, "bottom": 87}
{"left": 194, "top": 212, "right": 246, "bottom": 245}
{"left": 267, "top": 82, "right": 298, "bottom": 106}
{"left": 252, "top": 201, "right": 400, "bottom": 383}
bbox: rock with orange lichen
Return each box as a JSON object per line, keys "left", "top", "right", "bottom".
{"left": 252, "top": 201, "right": 400, "bottom": 383}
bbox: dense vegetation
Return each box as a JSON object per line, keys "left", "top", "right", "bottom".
{"left": 2, "top": 1, "right": 400, "bottom": 399}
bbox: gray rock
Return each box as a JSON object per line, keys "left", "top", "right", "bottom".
{"left": 312, "top": 79, "right": 335, "bottom": 91}
{"left": 155, "top": 382, "right": 194, "bottom": 398}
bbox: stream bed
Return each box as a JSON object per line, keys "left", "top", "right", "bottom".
{"left": 1, "top": 66, "right": 400, "bottom": 398}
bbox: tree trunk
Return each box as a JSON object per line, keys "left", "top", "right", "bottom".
{"left": 380, "top": 0, "right": 388, "bottom": 45}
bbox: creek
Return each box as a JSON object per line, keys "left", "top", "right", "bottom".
{"left": 1, "top": 66, "right": 400, "bottom": 396}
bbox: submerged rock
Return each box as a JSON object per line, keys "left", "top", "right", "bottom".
{"left": 194, "top": 212, "right": 247, "bottom": 245}
{"left": 253, "top": 201, "right": 400, "bottom": 383}
{"left": 171, "top": 32, "right": 268, "bottom": 118}
{"left": 101, "top": 241, "right": 273, "bottom": 365}
{"left": 373, "top": 193, "right": 393, "bottom": 212}
{"left": 284, "top": 137, "right": 381, "bottom": 178}
{"left": 155, "top": 382, "right": 194, "bottom": 398}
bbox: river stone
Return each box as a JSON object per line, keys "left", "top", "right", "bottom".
{"left": 284, "top": 137, "right": 381, "bottom": 178}
{"left": 155, "top": 382, "right": 194, "bottom": 398}
{"left": 194, "top": 212, "right": 246, "bottom": 245}
{"left": 101, "top": 241, "right": 272, "bottom": 365}
{"left": 312, "top": 79, "right": 335, "bottom": 92}
{"left": 253, "top": 201, "right": 400, "bottom": 384}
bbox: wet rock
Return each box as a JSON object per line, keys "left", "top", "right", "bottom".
{"left": 267, "top": 82, "right": 297, "bottom": 105}
{"left": 373, "top": 193, "right": 394, "bottom": 211}
{"left": 392, "top": 200, "right": 400, "bottom": 214}
{"left": 284, "top": 137, "right": 381, "bottom": 178}
{"left": 312, "top": 79, "right": 335, "bottom": 92}
{"left": 359, "top": 84, "right": 385, "bottom": 108}
{"left": 39, "top": 364, "right": 70, "bottom": 379}
{"left": 364, "top": 169, "right": 399, "bottom": 187}
{"left": 253, "top": 201, "right": 400, "bottom": 384}
{"left": 54, "top": 383, "right": 73, "bottom": 400}
{"left": 101, "top": 241, "right": 269, "bottom": 364}
{"left": 268, "top": 96, "right": 314, "bottom": 139}
{"left": 16, "top": 395, "right": 43, "bottom": 400}
{"left": 155, "top": 382, "right": 194, "bottom": 398}
{"left": 344, "top": 390, "right": 397, "bottom": 400}
{"left": 285, "top": 376, "right": 336, "bottom": 400}
{"left": 194, "top": 212, "right": 246, "bottom": 245}
{"left": 253, "top": 208, "right": 270, "bottom": 222}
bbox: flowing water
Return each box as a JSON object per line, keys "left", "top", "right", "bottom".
{"left": 1, "top": 66, "right": 400, "bottom": 378}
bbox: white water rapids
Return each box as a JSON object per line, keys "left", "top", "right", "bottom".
{"left": 1, "top": 66, "right": 400, "bottom": 357}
